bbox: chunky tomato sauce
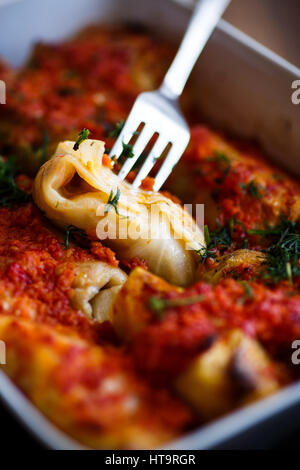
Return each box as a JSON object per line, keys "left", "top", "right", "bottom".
{"left": 0, "top": 25, "right": 300, "bottom": 448}
{"left": 131, "top": 279, "right": 300, "bottom": 383}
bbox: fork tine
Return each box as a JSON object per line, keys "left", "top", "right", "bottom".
{"left": 118, "top": 126, "right": 154, "bottom": 180}
{"left": 108, "top": 114, "right": 140, "bottom": 161}
{"left": 153, "top": 140, "right": 188, "bottom": 191}
{"left": 131, "top": 137, "right": 167, "bottom": 189}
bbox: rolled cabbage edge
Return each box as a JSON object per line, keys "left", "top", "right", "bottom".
{"left": 33, "top": 139, "right": 205, "bottom": 286}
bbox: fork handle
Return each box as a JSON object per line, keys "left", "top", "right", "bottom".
{"left": 160, "top": 0, "right": 230, "bottom": 100}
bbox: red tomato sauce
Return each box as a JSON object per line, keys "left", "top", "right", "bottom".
{"left": 1, "top": 25, "right": 300, "bottom": 448}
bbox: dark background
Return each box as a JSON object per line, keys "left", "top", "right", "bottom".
{"left": 0, "top": 399, "right": 298, "bottom": 450}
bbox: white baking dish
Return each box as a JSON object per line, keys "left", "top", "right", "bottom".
{"left": 1, "top": 0, "right": 300, "bottom": 450}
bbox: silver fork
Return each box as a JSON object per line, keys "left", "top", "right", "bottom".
{"left": 109, "top": 0, "right": 230, "bottom": 191}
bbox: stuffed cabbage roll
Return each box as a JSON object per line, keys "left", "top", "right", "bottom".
{"left": 71, "top": 261, "right": 127, "bottom": 322}
{"left": 111, "top": 270, "right": 282, "bottom": 419}
{"left": 175, "top": 330, "right": 281, "bottom": 420}
{"left": 199, "top": 249, "right": 267, "bottom": 284}
{"left": 0, "top": 316, "right": 191, "bottom": 449}
{"left": 33, "top": 139, "right": 205, "bottom": 286}
{"left": 112, "top": 267, "right": 182, "bottom": 341}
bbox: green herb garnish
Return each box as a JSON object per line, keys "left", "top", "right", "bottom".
{"left": 239, "top": 280, "right": 254, "bottom": 298}
{"left": 209, "top": 223, "right": 233, "bottom": 249}
{"left": 286, "top": 262, "right": 293, "bottom": 285}
{"left": 104, "top": 188, "right": 121, "bottom": 215}
{"left": 242, "top": 238, "right": 249, "bottom": 249}
{"left": 229, "top": 217, "right": 235, "bottom": 236}
{"left": 248, "top": 218, "right": 300, "bottom": 284}
{"left": 121, "top": 142, "right": 135, "bottom": 159}
{"left": 73, "top": 129, "right": 90, "bottom": 151}
{"left": 197, "top": 225, "right": 216, "bottom": 262}
{"left": 0, "top": 156, "right": 29, "bottom": 208}
{"left": 207, "top": 151, "right": 230, "bottom": 166}
{"left": 148, "top": 295, "right": 204, "bottom": 318}
{"left": 197, "top": 247, "right": 217, "bottom": 263}
{"left": 108, "top": 120, "right": 125, "bottom": 139}
{"left": 237, "top": 281, "right": 254, "bottom": 305}
{"left": 64, "top": 225, "right": 88, "bottom": 249}
{"left": 204, "top": 225, "right": 211, "bottom": 245}
{"left": 147, "top": 297, "right": 166, "bottom": 318}
{"left": 240, "top": 180, "right": 263, "bottom": 199}
{"left": 197, "top": 221, "right": 233, "bottom": 263}
{"left": 208, "top": 151, "right": 231, "bottom": 184}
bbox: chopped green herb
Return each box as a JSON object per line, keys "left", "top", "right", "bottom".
{"left": 229, "top": 218, "right": 235, "bottom": 236}
{"left": 64, "top": 225, "right": 88, "bottom": 249}
{"left": 104, "top": 188, "right": 121, "bottom": 215}
{"left": 204, "top": 225, "right": 211, "bottom": 245}
{"left": 121, "top": 142, "right": 135, "bottom": 159}
{"left": 235, "top": 218, "right": 246, "bottom": 230}
{"left": 148, "top": 295, "right": 204, "bottom": 318}
{"left": 147, "top": 297, "right": 166, "bottom": 318}
{"left": 239, "top": 281, "right": 253, "bottom": 298}
{"left": 286, "top": 262, "right": 293, "bottom": 285}
{"left": 240, "top": 180, "right": 263, "bottom": 199}
{"left": 247, "top": 219, "right": 298, "bottom": 238}
{"left": 197, "top": 221, "right": 233, "bottom": 263}
{"left": 0, "top": 156, "right": 29, "bottom": 209}
{"left": 108, "top": 120, "right": 125, "bottom": 139}
{"left": 242, "top": 238, "right": 249, "bottom": 249}
{"left": 215, "top": 151, "right": 230, "bottom": 164}
{"left": 208, "top": 151, "right": 231, "bottom": 184}
{"left": 207, "top": 151, "right": 230, "bottom": 166}
{"left": 196, "top": 225, "right": 216, "bottom": 262}
{"left": 247, "top": 228, "right": 276, "bottom": 236}
{"left": 237, "top": 281, "right": 254, "bottom": 304}
{"left": 73, "top": 128, "right": 90, "bottom": 151}
{"left": 248, "top": 218, "right": 300, "bottom": 284}
{"left": 248, "top": 180, "right": 262, "bottom": 199}
{"left": 197, "top": 246, "right": 217, "bottom": 263}
{"left": 210, "top": 224, "right": 233, "bottom": 249}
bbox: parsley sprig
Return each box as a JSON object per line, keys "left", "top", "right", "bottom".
{"left": 207, "top": 151, "right": 231, "bottom": 184}
{"left": 108, "top": 120, "right": 124, "bottom": 138}
{"left": 240, "top": 180, "right": 263, "bottom": 199}
{"left": 197, "top": 221, "right": 234, "bottom": 263}
{"left": 64, "top": 225, "right": 89, "bottom": 249}
{"left": 238, "top": 280, "right": 254, "bottom": 304}
{"left": 73, "top": 129, "right": 90, "bottom": 151}
{"left": 121, "top": 142, "right": 135, "bottom": 159}
{"left": 104, "top": 188, "right": 121, "bottom": 215}
{"left": 248, "top": 218, "right": 300, "bottom": 284}
{"left": 207, "top": 151, "right": 231, "bottom": 167}
{"left": 148, "top": 295, "right": 204, "bottom": 318}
